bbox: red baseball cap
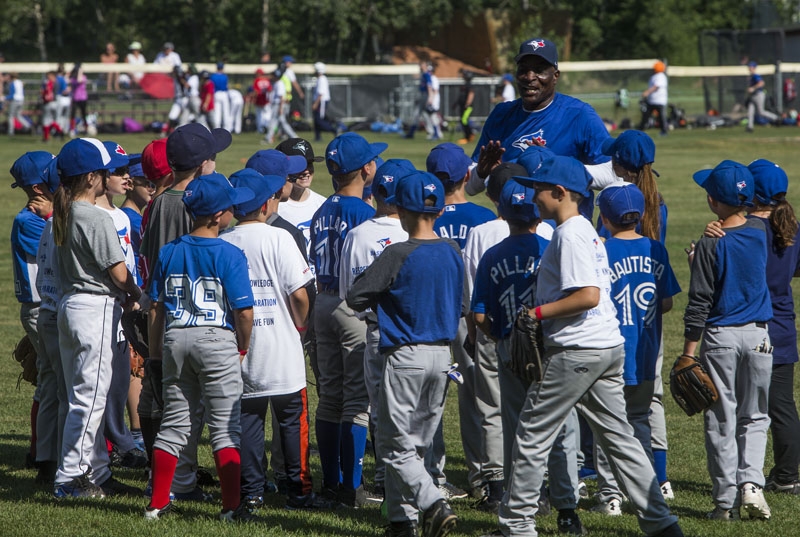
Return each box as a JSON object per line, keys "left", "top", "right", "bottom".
{"left": 141, "top": 139, "right": 171, "bottom": 182}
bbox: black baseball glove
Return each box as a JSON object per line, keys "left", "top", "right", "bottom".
{"left": 509, "top": 308, "right": 545, "bottom": 384}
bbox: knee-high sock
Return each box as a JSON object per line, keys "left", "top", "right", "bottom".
{"left": 316, "top": 419, "right": 341, "bottom": 488}
{"left": 150, "top": 449, "right": 178, "bottom": 509}
{"left": 653, "top": 449, "right": 668, "bottom": 484}
{"left": 214, "top": 447, "right": 241, "bottom": 511}
{"left": 340, "top": 422, "right": 368, "bottom": 491}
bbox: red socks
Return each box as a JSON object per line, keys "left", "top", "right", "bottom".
{"left": 150, "top": 449, "right": 178, "bottom": 509}
{"left": 214, "top": 447, "right": 241, "bottom": 512}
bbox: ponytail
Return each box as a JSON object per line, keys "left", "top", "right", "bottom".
{"left": 633, "top": 163, "right": 661, "bottom": 241}
{"left": 769, "top": 198, "right": 798, "bottom": 250}
{"left": 53, "top": 172, "right": 95, "bottom": 245}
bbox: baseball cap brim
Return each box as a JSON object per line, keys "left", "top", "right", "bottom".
{"left": 230, "top": 186, "right": 255, "bottom": 206}
{"left": 286, "top": 154, "right": 309, "bottom": 174}
{"left": 514, "top": 51, "right": 555, "bottom": 65}
{"left": 692, "top": 169, "right": 712, "bottom": 188}
{"left": 367, "top": 142, "right": 389, "bottom": 163}
{"left": 510, "top": 175, "right": 536, "bottom": 188}
{"left": 211, "top": 128, "right": 233, "bottom": 154}
{"left": 600, "top": 137, "right": 616, "bottom": 156}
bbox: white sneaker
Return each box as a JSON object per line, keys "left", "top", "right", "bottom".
{"left": 660, "top": 481, "right": 674, "bottom": 500}
{"left": 591, "top": 497, "right": 622, "bottom": 516}
{"left": 439, "top": 482, "right": 468, "bottom": 500}
{"left": 577, "top": 480, "right": 588, "bottom": 498}
{"left": 741, "top": 483, "right": 771, "bottom": 520}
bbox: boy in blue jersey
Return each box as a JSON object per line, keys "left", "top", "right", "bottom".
{"left": 471, "top": 178, "right": 552, "bottom": 514}
{"left": 685, "top": 160, "right": 774, "bottom": 520}
{"left": 347, "top": 170, "right": 462, "bottom": 537}
{"left": 593, "top": 183, "right": 680, "bottom": 514}
{"left": 310, "top": 132, "right": 385, "bottom": 507}
{"left": 427, "top": 142, "right": 495, "bottom": 497}
{"left": 10, "top": 151, "right": 58, "bottom": 470}
{"left": 145, "top": 173, "right": 256, "bottom": 522}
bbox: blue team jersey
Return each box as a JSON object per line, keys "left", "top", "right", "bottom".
{"left": 210, "top": 73, "right": 229, "bottom": 92}
{"left": 434, "top": 202, "right": 496, "bottom": 249}
{"left": 598, "top": 200, "right": 669, "bottom": 244}
{"left": 749, "top": 73, "right": 764, "bottom": 93}
{"left": 420, "top": 72, "right": 431, "bottom": 93}
{"left": 310, "top": 195, "right": 375, "bottom": 291}
{"left": 12, "top": 208, "right": 46, "bottom": 303}
{"left": 605, "top": 237, "right": 680, "bottom": 384}
{"left": 473, "top": 93, "right": 612, "bottom": 165}
{"left": 471, "top": 234, "right": 550, "bottom": 339}
{"left": 149, "top": 235, "right": 254, "bottom": 332}
{"left": 120, "top": 207, "right": 144, "bottom": 255}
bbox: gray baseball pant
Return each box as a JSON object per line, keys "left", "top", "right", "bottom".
{"left": 650, "top": 340, "right": 667, "bottom": 451}
{"left": 452, "top": 318, "right": 484, "bottom": 489}
{"left": 497, "top": 338, "right": 579, "bottom": 509}
{"left": 104, "top": 337, "right": 136, "bottom": 453}
{"left": 474, "top": 330, "right": 505, "bottom": 484}
{"left": 364, "top": 320, "right": 386, "bottom": 485}
{"left": 700, "top": 323, "right": 772, "bottom": 509}
{"left": 154, "top": 327, "right": 242, "bottom": 457}
{"left": 36, "top": 308, "right": 67, "bottom": 463}
{"left": 378, "top": 344, "right": 450, "bottom": 523}
{"left": 498, "top": 344, "right": 677, "bottom": 537}
{"left": 20, "top": 303, "right": 41, "bottom": 403}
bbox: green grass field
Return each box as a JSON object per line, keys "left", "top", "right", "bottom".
{"left": 0, "top": 126, "right": 798, "bottom": 537}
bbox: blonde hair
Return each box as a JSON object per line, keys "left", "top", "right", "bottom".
{"left": 631, "top": 163, "right": 661, "bottom": 241}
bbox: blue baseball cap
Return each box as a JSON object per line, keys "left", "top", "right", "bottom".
{"left": 229, "top": 168, "right": 285, "bottom": 218}
{"left": 515, "top": 145, "right": 556, "bottom": 177}
{"left": 525, "top": 155, "right": 592, "bottom": 198}
{"left": 246, "top": 149, "right": 307, "bottom": 177}
{"left": 601, "top": 130, "right": 655, "bottom": 171}
{"left": 748, "top": 159, "right": 788, "bottom": 206}
{"left": 167, "top": 123, "right": 232, "bottom": 172}
{"left": 502, "top": 73, "right": 514, "bottom": 82}
{"left": 129, "top": 156, "right": 144, "bottom": 178}
{"left": 182, "top": 172, "right": 254, "bottom": 218}
{"left": 57, "top": 138, "right": 130, "bottom": 178}
{"left": 282, "top": 55, "right": 294, "bottom": 63}
{"left": 426, "top": 142, "right": 472, "bottom": 184}
{"left": 693, "top": 160, "right": 754, "bottom": 207}
{"left": 499, "top": 178, "right": 540, "bottom": 223}
{"left": 597, "top": 183, "right": 645, "bottom": 225}
{"left": 515, "top": 38, "right": 558, "bottom": 67}
{"left": 386, "top": 171, "right": 445, "bottom": 214}
{"left": 102, "top": 141, "right": 143, "bottom": 169}
{"left": 11, "top": 151, "right": 56, "bottom": 189}
{"left": 375, "top": 158, "right": 416, "bottom": 200}
{"left": 325, "top": 132, "right": 388, "bottom": 175}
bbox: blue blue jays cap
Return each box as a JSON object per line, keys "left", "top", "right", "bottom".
{"left": 283, "top": 55, "right": 294, "bottom": 63}
{"left": 246, "top": 149, "right": 307, "bottom": 177}
{"left": 229, "top": 168, "right": 285, "bottom": 217}
{"left": 499, "top": 178, "right": 540, "bottom": 223}
{"left": 748, "top": 159, "right": 788, "bottom": 206}
{"left": 102, "top": 141, "right": 142, "bottom": 169}
{"left": 182, "top": 172, "right": 254, "bottom": 218}
{"left": 375, "top": 158, "right": 416, "bottom": 200}
{"left": 128, "top": 155, "right": 144, "bottom": 178}
{"left": 515, "top": 38, "right": 558, "bottom": 67}
{"left": 57, "top": 137, "right": 129, "bottom": 178}
{"left": 167, "top": 123, "right": 232, "bottom": 172}
{"left": 502, "top": 73, "right": 514, "bottom": 82}
{"left": 526, "top": 155, "right": 592, "bottom": 198}
{"left": 515, "top": 145, "right": 556, "bottom": 179}
{"left": 426, "top": 142, "right": 473, "bottom": 184}
{"left": 386, "top": 170, "right": 444, "bottom": 214}
{"left": 693, "top": 160, "right": 754, "bottom": 208}
{"left": 597, "top": 183, "right": 645, "bottom": 225}
{"left": 325, "top": 132, "right": 387, "bottom": 175}
{"left": 601, "top": 130, "right": 655, "bottom": 171}
{"left": 11, "top": 151, "right": 56, "bottom": 189}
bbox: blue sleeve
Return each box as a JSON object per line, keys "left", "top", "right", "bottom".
{"left": 18, "top": 212, "right": 46, "bottom": 257}
{"left": 223, "top": 247, "right": 254, "bottom": 310}
{"left": 579, "top": 108, "right": 612, "bottom": 165}
{"left": 8, "top": 82, "right": 15, "bottom": 99}
{"left": 470, "top": 258, "right": 490, "bottom": 314}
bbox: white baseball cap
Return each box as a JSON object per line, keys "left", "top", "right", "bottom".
{"left": 314, "top": 62, "right": 326, "bottom": 74}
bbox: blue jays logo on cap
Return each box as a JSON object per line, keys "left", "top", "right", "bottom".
{"left": 736, "top": 181, "right": 747, "bottom": 191}
{"left": 424, "top": 183, "right": 437, "bottom": 193}
{"left": 383, "top": 175, "right": 394, "bottom": 183}
{"left": 513, "top": 192, "right": 525, "bottom": 202}
{"left": 528, "top": 39, "right": 545, "bottom": 50}
{"left": 329, "top": 149, "right": 338, "bottom": 157}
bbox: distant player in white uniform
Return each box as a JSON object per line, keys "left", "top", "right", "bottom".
{"left": 52, "top": 138, "right": 142, "bottom": 499}
{"left": 338, "top": 158, "right": 415, "bottom": 497}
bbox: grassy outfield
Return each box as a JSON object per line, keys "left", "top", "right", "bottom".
{"left": 0, "top": 126, "right": 798, "bottom": 537}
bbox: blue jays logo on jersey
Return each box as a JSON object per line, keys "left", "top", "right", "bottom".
{"left": 377, "top": 237, "right": 392, "bottom": 248}
{"left": 512, "top": 130, "right": 547, "bottom": 151}
{"left": 528, "top": 39, "right": 545, "bottom": 51}
{"left": 424, "top": 183, "right": 437, "bottom": 193}
{"left": 332, "top": 195, "right": 340, "bottom": 202}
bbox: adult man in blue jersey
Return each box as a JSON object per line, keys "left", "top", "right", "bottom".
{"left": 467, "top": 38, "right": 616, "bottom": 197}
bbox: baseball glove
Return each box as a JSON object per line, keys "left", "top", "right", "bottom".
{"left": 669, "top": 354, "right": 719, "bottom": 416}
{"left": 121, "top": 309, "right": 149, "bottom": 359}
{"left": 13, "top": 334, "right": 38, "bottom": 387}
{"left": 130, "top": 346, "right": 145, "bottom": 379}
{"left": 509, "top": 308, "right": 545, "bottom": 384}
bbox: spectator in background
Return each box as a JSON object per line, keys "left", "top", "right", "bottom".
{"left": 501, "top": 73, "right": 516, "bottom": 102}
{"left": 41, "top": 71, "right": 63, "bottom": 142}
{"left": 7, "top": 72, "right": 24, "bottom": 135}
{"left": 267, "top": 69, "right": 298, "bottom": 143}
{"left": 100, "top": 43, "right": 120, "bottom": 92}
{"left": 229, "top": 86, "right": 244, "bottom": 135}
{"left": 746, "top": 61, "right": 780, "bottom": 132}
{"left": 185, "top": 64, "right": 201, "bottom": 123}
{"left": 154, "top": 42, "right": 183, "bottom": 99}
{"left": 210, "top": 62, "right": 231, "bottom": 132}
{"left": 126, "top": 42, "right": 146, "bottom": 87}
{"left": 199, "top": 70, "right": 215, "bottom": 128}
{"left": 312, "top": 62, "right": 338, "bottom": 142}
{"left": 69, "top": 63, "right": 89, "bottom": 136}
{"left": 281, "top": 55, "right": 305, "bottom": 101}
{"left": 55, "top": 64, "right": 71, "bottom": 133}
{"left": 455, "top": 70, "right": 476, "bottom": 144}
{"left": 640, "top": 61, "right": 669, "bottom": 136}
{"left": 249, "top": 68, "right": 272, "bottom": 135}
